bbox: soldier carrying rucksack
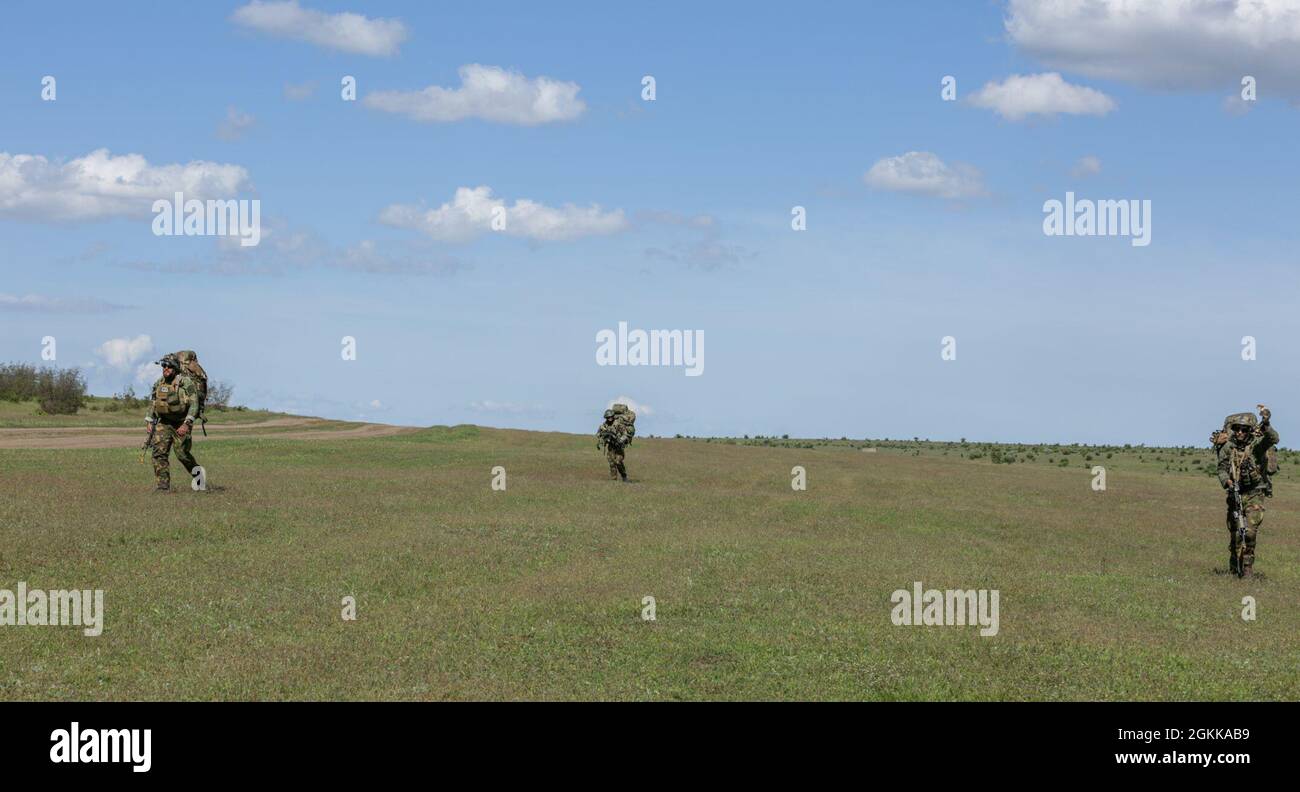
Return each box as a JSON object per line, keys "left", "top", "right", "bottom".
{"left": 1211, "top": 405, "right": 1279, "bottom": 578}
{"left": 143, "top": 351, "right": 209, "bottom": 492}
{"left": 597, "top": 403, "right": 636, "bottom": 482}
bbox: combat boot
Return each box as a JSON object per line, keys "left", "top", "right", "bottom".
{"left": 1228, "top": 554, "right": 1239, "bottom": 576}
{"left": 1242, "top": 564, "right": 1254, "bottom": 579}
{"left": 154, "top": 484, "right": 170, "bottom": 493}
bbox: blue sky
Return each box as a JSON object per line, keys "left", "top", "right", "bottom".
{"left": 1, "top": 1, "right": 1297, "bottom": 445}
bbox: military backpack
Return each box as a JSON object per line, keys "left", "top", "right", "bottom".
{"left": 1211, "top": 413, "right": 1278, "bottom": 492}
{"left": 607, "top": 403, "right": 636, "bottom": 444}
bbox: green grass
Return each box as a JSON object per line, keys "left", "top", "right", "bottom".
{"left": 0, "top": 426, "right": 1295, "bottom": 700}
{"left": 0, "top": 396, "right": 285, "bottom": 428}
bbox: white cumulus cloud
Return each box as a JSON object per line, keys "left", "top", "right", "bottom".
{"left": 863, "top": 152, "right": 986, "bottom": 199}
{"left": 0, "top": 149, "right": 251, "bottom": 222}
{"left": 1006, "top": 0, "right": 1300, "bottom": 99}
{"left": 96, "top": 335, "right": 154, "bottom": 369}
{"left": 231, "top": 1, "right": 407, "bottom": 57}
{"left": 364, "top": 64, "right": 585, "bottom": 125}
{"left": 135, "top": 361, "right": 162, "bottom": 386}
{"left": 967, "top": 72, "right": 1116, "bottom": 120}
{"left": 609, "top": 396, "right": 652, "bottom": 416}
{"left": 379, "top": 186, "right": 627, "bottom": 243}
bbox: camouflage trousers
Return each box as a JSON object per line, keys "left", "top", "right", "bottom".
{"left": 605, "top": 444, "right": 626, "bottom": 480}
{"left": 151, "top": 422, "right": 198, "bottom": 488}
{"left": 1226, "top": 488, "right": 1266, "bottom": 570}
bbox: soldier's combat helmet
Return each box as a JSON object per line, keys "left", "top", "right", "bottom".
{"left": 156, "top": 354, "right": 181, "bottom": 370}
{"left": 603, "top": 409, "right": 615, "bottom": 420}
{"left": 1224, "top": 412, "right": 1258, "bottom": 431}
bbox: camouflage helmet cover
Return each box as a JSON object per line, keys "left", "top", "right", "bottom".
{"left": 1223, "top": 412, "right": 1257, "bottom": 430}
{"left": 603, "top": 409, "right": 615, "bottom": 419}
{"left": 156, "top": 354, "right": 181, "bottom": 370}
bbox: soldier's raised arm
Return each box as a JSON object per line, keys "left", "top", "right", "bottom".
{"left": 1257, "top": 405, "right": 1278, "bottom": 449}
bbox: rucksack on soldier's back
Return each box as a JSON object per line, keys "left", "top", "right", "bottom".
{"left": 609, "top": 403, "right": 636, "bottom": 443}
{"left": 1211, "top": 418, "right": 1279, "bottom": 478}
{"left": 172, "top": 350, "right": 208, "bottom": 419}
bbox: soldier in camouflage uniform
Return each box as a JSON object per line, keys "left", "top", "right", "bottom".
{"left": 145, "top": 354, "right": 202, "bottom": 492}
{"left": 1215, "top": 406, "right": 1278, "bottom": 577}
{"left": 597, "top": 409, "right": 628, "bottom": 482}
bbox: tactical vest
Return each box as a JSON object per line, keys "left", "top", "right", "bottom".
{"left": 153, "top": 377, "right": 189, "bottom": 417}
{"left": 1228, "top": 444, "right": 1266, "bottom": 492}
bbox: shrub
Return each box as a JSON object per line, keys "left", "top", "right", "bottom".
{"left": 36, "top": 367, "right": 86, "bottom": 415}
{"left": 207, "top": 380, "right": 235, "bottom": 410}
{"left": 0, "top": 363, "right": 40, "bottom": 401}
{"left": 116, "top": 384, "right": 146, "bottom": 409}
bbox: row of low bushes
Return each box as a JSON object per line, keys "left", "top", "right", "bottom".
{"left": 0, "top": 363, "right": 87, "bottom": 415}
{"left": 3, "top": 363, "right": 239, "bottom": 416}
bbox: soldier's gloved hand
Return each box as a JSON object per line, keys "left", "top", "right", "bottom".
{"left": 1258, "top": 404, "right": 1271, "bottom": 423}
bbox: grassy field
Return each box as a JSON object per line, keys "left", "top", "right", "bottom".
{"left": 0, "top": 396, "right": 284, "bottom": 428}
{"left": 1, "top": 423, "right": 1296, "bottom": 700}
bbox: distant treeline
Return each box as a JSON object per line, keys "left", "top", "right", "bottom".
{"left": 0, "top": 363, "right": 87, "bottom": 414}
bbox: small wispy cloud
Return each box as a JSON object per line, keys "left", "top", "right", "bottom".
{"left": 283, "top": 81, "right": 317, "bottom": 101}
{"left": 864, "top": 151, "right": 986, "bottom": 200}
{"left": 364, "top": 64, "right": 585, "bottom": 126}
{"left": 468, "top": 400, "right": 554, "bottom": 417}
{"left": 380, "top": 186, "right": 626, "bottom": 243}
{"left": 1071, "top": 155, "right": 1102, "bottom": 178}
{"left": 0, "top": 293, "right": 130, "bottom": 314}
{"left": 967, "top": 73, "right": 1116, "bottom": 121}
{"left": 216, "top": 106, "right": 256, "bottom": 141}
{"left": 639, "top": 210, "right": 754, "bottom": 271}
{"left": 1222, "top": 94, "right": 1255, "bottom": 117}
{"left": 231, "top": 1, "right": 407, "bottom": 57}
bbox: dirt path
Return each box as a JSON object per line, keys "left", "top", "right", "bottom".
{"left": 0, "top": 418, "right": 420, "bottom": 449}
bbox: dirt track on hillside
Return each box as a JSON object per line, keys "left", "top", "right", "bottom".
{"left": 0, "top": 417, "right": 419, "bottom": 449}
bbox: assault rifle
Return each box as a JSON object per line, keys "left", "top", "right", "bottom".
{"left": 140, "top": 420, "right": 157, "bottom": 464}
{"left": 596, "top": 423, "right": 625, "bottom": 451}
{"left": 1228, "top": 480, "right": 1247, "bottom": 578}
